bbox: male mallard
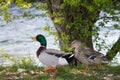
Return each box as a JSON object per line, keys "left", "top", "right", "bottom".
{"left": 69, "top": 40, "right": 108, "bottom": 71}
{"left": 32, "top": 34, "right": 74, "bottom": 75}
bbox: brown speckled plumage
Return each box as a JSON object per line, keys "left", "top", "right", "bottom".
{"left": 70, "top": 40, "right": 108, "bottom": 71}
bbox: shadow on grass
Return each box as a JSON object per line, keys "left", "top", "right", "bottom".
{"left": 0, "top": 64, "right": 120, "bottom": 80}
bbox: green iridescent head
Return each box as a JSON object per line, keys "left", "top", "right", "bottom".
{"left": 36, "top": 34, "right": 47, "bottom": 47}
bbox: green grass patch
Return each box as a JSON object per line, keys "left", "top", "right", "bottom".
{"left": 0, "top": 64, "right": 120, "bottom": 80}
{"left": 108, "top": 66, "right": 120, "bottom": 75}
{"left": 0, "top": 55, "right": 120, "bottom": 80}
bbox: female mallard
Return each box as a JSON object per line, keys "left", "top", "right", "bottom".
{"left": 69, "top": 40, "right": 108, "bottom": 71}
{"left": 32, "top": 34, "right": 74, "bottom": 75}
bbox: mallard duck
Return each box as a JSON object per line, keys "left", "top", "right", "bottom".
{"left": 69, "top": 40, "right": 108, "bottom": 71}
{"left": 32, "top": 34, "right": 74, "bottom": 75}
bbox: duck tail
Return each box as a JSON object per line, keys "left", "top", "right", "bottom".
{"left": 62, "top": 54, "right": 75, "bottom": 63}
{"left": 101, "top": 56, "right": 109, "bottom": 64}
{"left": 102, "top": 60, "right": 109, "bottom": 64}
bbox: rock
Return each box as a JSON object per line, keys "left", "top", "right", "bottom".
{"left": 107, "top": 74, "right": 113, "bottom": 77}
{"left": 30, "top": 70, "right": 35, "bottom": 74}
{"left": 18, "top": 68, "right": 26, "bottom": 73}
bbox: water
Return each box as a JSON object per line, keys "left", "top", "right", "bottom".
{"left": 0, "top": 5, "right": 59, "bottom": 66}
{"left": 0, "top": 5, "right": 120, "bottom": 66}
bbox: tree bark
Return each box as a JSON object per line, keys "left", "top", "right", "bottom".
{"left": 45, "top": 0, "right": 96, "bottom": 50}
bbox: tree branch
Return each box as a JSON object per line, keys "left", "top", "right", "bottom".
{"left": 98, "top": 16, "right": 120, "bottom": 20}
{"left": 106, "top": 37, "right": 120, "bottom": 60}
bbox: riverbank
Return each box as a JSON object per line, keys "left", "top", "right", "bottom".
{"left": 0, "top": 50, "right": 120, "bottom": 80}
{"left": 0, "top": 65, "right": 120, "bottom": 80}
{"left": 0, "top": 57, "right": 120, "bottom": 80}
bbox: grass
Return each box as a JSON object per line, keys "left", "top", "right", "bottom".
{"left": 0, "top": 53, "right": 120, "bottom": 80}
{"left": 0, "top": 63, "right": 120, "bottom": 80}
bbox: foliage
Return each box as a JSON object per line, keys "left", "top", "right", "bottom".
{"left": 41, "top": 0, "right": 120, "bottom": 51}
{"left": 35, "top": 3, "right": 47, "bottom": 10}
{"left": 0, "top": 50, "right": 17, "bottom": 65}
{"left": 59, "top": 0, "right": 120, "bottom": 43}
{"left": 22, "top": 11, "right": 46, "bottom": 19}
{"left": 60, "top": 32, "right": 70, "bottom": 51}
{"left": 0, "top": 52, "right": 11, "bottom": 60}
{"left": 16, "top": 0, "right": 32, "bottom": 8}
{"left": 44, "top": 0, "right": 120, "bottom": 59}
{"left": 16, "top": 57, "right": 34, "bottom": 70}
{"left": 0, "top": 49, "right": 38, "bottom": 70}
{"left": 43, "top": 25, "right": 57, "bottom": 38}
{"left": 0, "top": 0, "right": 32, "bottom": 22}
{"left": 0, "top": 0, "right": 12, "bottom": 22}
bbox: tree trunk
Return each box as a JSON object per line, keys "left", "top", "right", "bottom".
{"left": 44, "top": 0, "right": 119, "bottom": 61}
{"left": 45, "top": 0, "right": 95, "bottom": 51}
{"left": 106, "top": 37, "right": 120, "bottom": 60}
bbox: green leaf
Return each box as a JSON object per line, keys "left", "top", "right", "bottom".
{"left": 114, "top": 24, "right": 120, "bottom": 30}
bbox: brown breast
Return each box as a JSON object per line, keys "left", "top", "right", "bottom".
{"left": 36, "top": 46, "right": 46, "bottom": 57}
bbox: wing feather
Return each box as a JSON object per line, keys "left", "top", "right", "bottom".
{"left": 45, "top": 49, "right": 68, "bottom": 56}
